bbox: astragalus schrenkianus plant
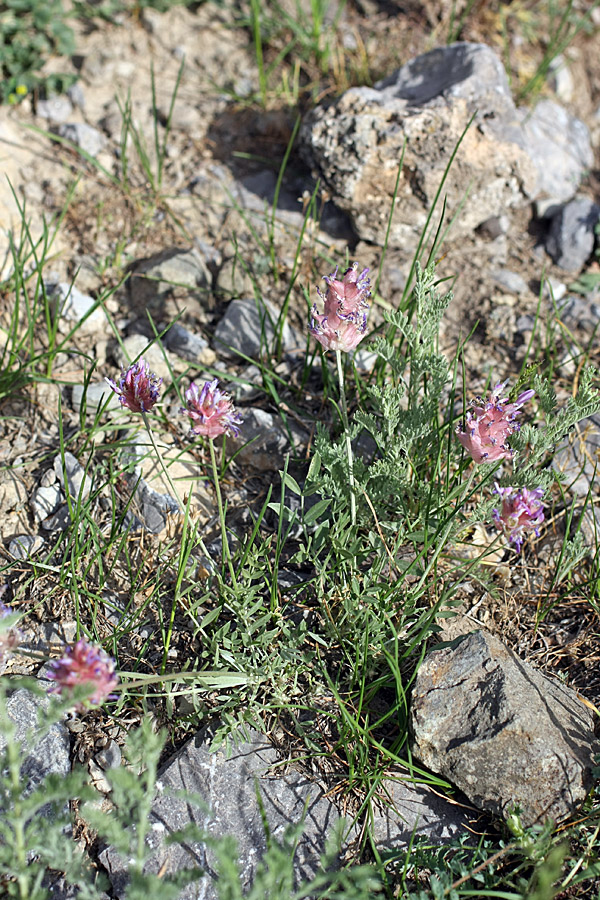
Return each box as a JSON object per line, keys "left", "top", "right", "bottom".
{"left": 308, "top": 260, "right": 600, "bottom": 554}
{"left": 291, "top": 259, "right": 600, "bottom": 693}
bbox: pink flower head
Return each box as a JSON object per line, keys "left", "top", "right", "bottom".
{"left": 106, "top": 359, "right": 162, "bottom": 413}
{"left": 309, "top": 262, "right": 371, "bottom": 353}
{"left": 182, "top": 379, "right": 242, "bottom": 439}
{"left": 48, "top": 639, "right": 119, "bottom": 711}
{"left": 457, "top": 381, "right": 535, "bottom": 464}
{"left": 492, "top": 484, "right": 545, "bottom": 552}
{"left": 0, "top": 601, "right": 21, "bottom": 672}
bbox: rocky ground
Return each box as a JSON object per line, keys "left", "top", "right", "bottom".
{"left": 1, "top": 0, "right": 600, "bottom": 896}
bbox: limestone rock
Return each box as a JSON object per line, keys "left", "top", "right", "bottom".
{"left": 71, "top": 382, "right": 121, "bottom": 415}
{"left": 49, "top": 282, "right": 107, "bottom": 334}
{"left": 56, "top": 122, "right": 106, "bottom": 157}
{"left": 54, "top": 451, "right": 92, "bottom": 503}
{"left": 410, "top": 630, "right": 599, "bottom": 826}
{"left": 100, "top": 727, "right": 352, "bottom": 899}
{"left": 228, "top": 407, "right": 308, "bottom": 472}
{"left": 119, "top": 430, "right": 214, "bottom": 533}
{"left": 301, "top": 43, "right": 590, "bottom": 254}
{"left": 163, "top": 321, "right": 211, "bottom": 363}
{"left": 301, "top": 43, "right": 537, "bottom": 251}
{"left": 9, "top": 534, "right": 45, "bottom": 560}
{"left": 519, "top": 100, "right": 593, "bottom": 204}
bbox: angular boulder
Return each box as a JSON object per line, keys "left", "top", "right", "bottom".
{"left": 410, "top": 630, "right": 599, "bottom": 826}
{"left": 301, "top": 43, "right": 591, "bottom": 253}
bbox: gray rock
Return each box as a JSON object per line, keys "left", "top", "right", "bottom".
{"left": 302, "top": 43, "right": 591, "bottom": 253}
{"left": 163, "top": 322, "right": 209, "bottom": 362}
{"left": 30, "top": 483, "right": 62, "bottom": 523}
{"left": 129, "top": 247, "right": 211, "bottom": 308}
{"left": 553, "top": 295, "right": 600, "bottom": 331}
{"left": 54, "top": 452, "right": 92, "bottom": 503}
{"left": 520, "top": 100, "right": 592, "bottom": 203}
{"left": 48, "top": 282, "right": 106, "bottom": 333}
{"left": 66, "top": 82, "right": 86, "bottom": 110}
{"left": 370, "top": 775, "right": 472, "bottom": 849}
{"left": 410, "top": 630, "right": 600, "bottom": 826}
{"left": 41, "top": 469, "right": 57, "bottom": 488}
{"left": 214, "top": 297, "right": 295, "bottom": 359}
{"left": 44, "top": 874, "right": 109, "bottom": 900}
{"left": 36, "top": 96, "right": 73, "bottom": 123}
{"left": 95, "top": 739, "right": 122, "bottom": 771}
{"left": 72, "top": 382, "right": 121, "bottom": 415}
{"left": 115, "top": 335, "right": 167, "bottom": 376}
{"left": 231, "top": 365, "right": 263, "bottom": 402}
{"left": 548, "top": 55, "right": 574, "bottom": 104}
{"left": 515, "top": 313, "right": 536, "bottom": 333}
{"left": 216, "top": 257, "right": 257, "bottom": 298}
{"left": 301, "top": 43, "right": 538, "bottom": 251}
{"left": 41, "top": 504, "right": 71, "bottom": 532}
{"left": 535, "top": 197, "right": 563, "bottom": 220}
{"left": 9, "top": 534, "right": 45, "bottom": 560}
{"left": 101, "top": 727, "right": 352, "bottom": 899}
{"left": 228, "top": 407, "right": 308, "bottom": 471}
{"left": 553, "top": 414, "right": 600, "bottom": 496}
{"left": 478, "top": 215, "right": 509, "bottom": 239}
{"left": 491, "top": 269, "right": 528, "bottom": 295}
{"left": 544, "top": 277, "right": 567, "bottom": 302}
{"left": 374, "top": 40, "right": 515, "bottom": 115}
{"left": 118, "top": 431, "right": 214, "bottom": 533}
{"left": 57, "top": 122, "right": 106, "bottom": 157}
{"left": 0, "top": 687, "right": 70, "bottom": 818}
{"left": 39, "top": 621, "right": 78, "bottom": 645}
{"left": 546, "top": 198, "right": 600, "bottom": 272}
{"left": 119, "top": 438, "right": 182, "bottom": 533}
{"left": 88, "top": 759, "right": 113, "bottom": 795}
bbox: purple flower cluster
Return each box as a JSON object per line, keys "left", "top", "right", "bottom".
{"left": 309, "top": 263, "right": 371, "bottom": 353}
{"left": 0, "top": 601, "right": 21, "bottom": 672}
{"left": 48, "top": 639, "right": 119, "bottom": 711}
{"left": 182, "top": 379, "right": 242, "bottom": 439}
{"left": 456, "top": 381, "right": 534, "bottom": 464}
{"left": 106, "top": 359, "right": 162, "bottom": 413}
{"left": 457, "top": 380, "right": 545, "bottom": 552}
{"left": 492, "top": 484, "right": 545, "bottom": 553}
{"left": 106, "top": 358, "right": 243, "bottom": 442}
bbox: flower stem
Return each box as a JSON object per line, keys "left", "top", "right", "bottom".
{"left": 141, "top": 411, "right": 184, "bottom": 512}
{"left": 335, "top": 348, "right": 356, "bottom": 525}
{"left": 141, "top": 412, "right": 214, "bottom": 667}
{"left": 208, "top": 438, "right": 238, "bottom": 586}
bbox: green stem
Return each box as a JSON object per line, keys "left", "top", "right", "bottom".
{"left": 414, "top": 468, "right": 478, "bottom": 596}
{"left": 141, "top": 412, "right": 214, "bottom": 667}
{"left": 335, "top": 348, "right": 356, "bottom": 525}
{"left": 141, "top": 411, "right": 184, "bottom": 512}
{"left": 209, "top": 438, "right": 237, "bottom": 586}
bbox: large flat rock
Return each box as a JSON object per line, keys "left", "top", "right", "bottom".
{"left": 101, "top": 727, "right": 353, "bottom": 898}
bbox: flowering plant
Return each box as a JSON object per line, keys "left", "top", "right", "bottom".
{"left": 47, "top": 639, "right": 119, "bottom": 711}
{"left": 0, "top": 601, "right": 21, "bottom": 672}
{"left": 182, "top": 379, "right": 242, "bottom": 439}
{"left": 492, "top": 484, "right": 545, "bottom": 552}
{"left": 106, "top": 359, "right": 162, "bottom": 413}
{"left": 457, "top": 381, "right": 535, "bottom": 464}
{"left": 309, "top": 262, "right": 371, "bottom": 353}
